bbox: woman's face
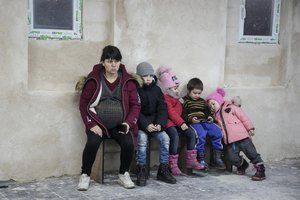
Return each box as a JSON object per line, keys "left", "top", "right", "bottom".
{"left": 102, "top": 59, "right": 121, "bottom": 75}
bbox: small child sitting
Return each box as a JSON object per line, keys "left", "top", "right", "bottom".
{"left": 206, "top": 88, "right": 266, "bottom": 181}
{"left": 135, "top": 62, "right": 176, "bottom": 186}
{"left": 158, "top": 67, "right": 204, "bottom": 176}
{"left": 182, "top": 78, "right": 226, "bottom": 169}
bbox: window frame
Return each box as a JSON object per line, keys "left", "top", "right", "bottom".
{"left": 27, "top": 0, "right": 82, "bottom": 40}
{"left": 239, "top": 0, "right": 281, "bottom": 44}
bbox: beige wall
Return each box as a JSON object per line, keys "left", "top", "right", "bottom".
{"left": 0, "top": 0, "right": 299, "bottom": 182}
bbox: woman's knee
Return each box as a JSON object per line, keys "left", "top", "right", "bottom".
{"left": 86, "top": 133, "right": 102, "bottom": 148}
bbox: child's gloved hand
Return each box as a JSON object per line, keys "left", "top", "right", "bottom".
{"left": 231, "top": 96, "right": 242, "bottom": 107}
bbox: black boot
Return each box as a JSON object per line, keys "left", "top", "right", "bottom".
{"left": 213, "top": 150, "right": 226, "bottom": 170}
{"left": 157, "top": 163, "right": 176, "bottom": 184}
{"left": 236, "top": 159, "right": 249, "bottom": 175}
{"left": 136, "top": 165, "right": 147, "bottom": 186}
{"left": 252, "top": 163, "right": 266, "bottom": 181}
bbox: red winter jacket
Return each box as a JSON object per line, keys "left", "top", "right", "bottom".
{"left": 79, "top": 64, "right": 141, "bottom": 139}
{"left": 214, "top": 100, "right": 254, "bottom": 144}
{"left": 164, "top": 95, "right": 185, "bottom": 128}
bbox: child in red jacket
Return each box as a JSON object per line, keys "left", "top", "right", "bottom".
{"left": 158, "top": 67, "right": 204, "bottom": 176}
{"left": 206, "top": 88, "right": 266, "bottom": 181}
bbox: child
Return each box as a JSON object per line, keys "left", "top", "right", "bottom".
{"left": 158, "top": 67, "right": 204, "bottom": 176}
{"left": 206, "top": 88, "right": 266, "bottom": 181}
{"left": 135, "top": 62, "right": 176, "bottom": 186}
{"left": 182, "top": 78, "right": 226, "bottom": 169}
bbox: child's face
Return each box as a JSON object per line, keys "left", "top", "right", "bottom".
{"left": 208, "top": 99, "right": 220, "bottom": 113}
{"left": 188, "top": 88, "right": 202, "bottom": 100}
{"left": 167, "top": 85, "right": 180, "bottom": 99}
{"left": 142, "top": 75, "right": 154, "bottom": 86}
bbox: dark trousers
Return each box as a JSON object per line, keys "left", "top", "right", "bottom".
{"left": 226, "top": 138, "right": 263, "bottom": 167}
{"left": 166, "top": 126, "right": 196, "bottom": 155}
{"left": 81, "top": 128, "right": 134, "bottom": 175}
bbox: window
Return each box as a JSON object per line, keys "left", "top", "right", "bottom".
{"left": 27, "top": 0, "right": 82, "bottom": 40}
{"left": 239, "top": 0, "right": 281, "bottom": 44}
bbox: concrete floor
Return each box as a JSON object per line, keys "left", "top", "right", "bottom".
{"left": 0, "top": 158, "right": 299, "bottom": 200}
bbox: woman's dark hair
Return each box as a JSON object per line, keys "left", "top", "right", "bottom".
{"left": 187, "top": 78, "right": 203, "bottom": 91}
{"left": 100, "top": 45, "right": 122, "bottom": 62}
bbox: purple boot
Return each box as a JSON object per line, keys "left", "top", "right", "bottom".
{"left": 186, "top": 150, "right": 205, "bottom": 170}
{"left": 169, "top": 154, "right": 182, "bottom": 176}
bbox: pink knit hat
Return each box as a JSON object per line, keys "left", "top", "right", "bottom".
{"left": 206, "top": 88, "right": 225, "bottom": 105}
{"left": 158, "top": 66, "right": 180, "bottom": 90}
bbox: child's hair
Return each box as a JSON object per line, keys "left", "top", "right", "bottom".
{"left": 100, "top": 45, "right": 122, "bottom": 62}
{"left": 187, "top": 78, "right": 203, "bottom": 91}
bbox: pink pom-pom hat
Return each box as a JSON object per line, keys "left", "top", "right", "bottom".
{"left": 206, "top": 88, "right": 226, "bottom": 106}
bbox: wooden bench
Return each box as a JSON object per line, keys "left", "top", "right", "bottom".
{"left": 90, "top": 138, "right": 158, "bottom": 184}
{"left": 90, "top": 135, "right": 231, "bottom": 184}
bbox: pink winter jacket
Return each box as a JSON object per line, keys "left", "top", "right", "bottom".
{"left": 214, "top": 100, "right": 254, "bottom": 144}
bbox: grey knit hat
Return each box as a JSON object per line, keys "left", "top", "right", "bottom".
{"left": 136, "top": 62, "right": 155, "bottom": 76}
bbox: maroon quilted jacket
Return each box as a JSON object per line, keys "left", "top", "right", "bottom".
{"left": 79, "top": 64, "right": 141, "bottom": 139}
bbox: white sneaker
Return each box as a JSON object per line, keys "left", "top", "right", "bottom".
{"left": 77, "top": 174, "right": 90, "bottom": 191}
{"left": 117, "top": 172, "right": 135, "bottom": 189}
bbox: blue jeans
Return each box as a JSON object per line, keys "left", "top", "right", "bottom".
{"left": 136, "top": 130, "right": 170, "bottom": 165}
{"left": 166, "top": 126, "right": 197, "bottom": 155}
{"left": 191, "top": 122, "right": 223, "bottom": 154}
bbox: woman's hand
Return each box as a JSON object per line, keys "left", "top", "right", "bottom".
{"left": 90, "top": 125, "right": 103, "bottom": 137}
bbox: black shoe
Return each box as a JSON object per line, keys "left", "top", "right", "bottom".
{"left": 237, "top": 159, "right": 249, "bottom": 175}
{"left": 252, "top": 164, "right": 266, "bottom": 181}
{"left": 136, "top": 165, "right": 147, "bottom": 186}
{"left": 157, "top": 163, "right": 176, "bottom": 184}
{"left": 213, "top": 150, "right": 226, "bottom": 170}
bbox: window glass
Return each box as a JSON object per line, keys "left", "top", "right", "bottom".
{"left": 239, "top": 0, "right": 281, "bottom": 44}
{"left": 28, "top": 0, "right": 82, "bottom": 40}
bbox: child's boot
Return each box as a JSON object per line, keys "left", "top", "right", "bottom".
{"left": 186, "top": 150, "right": 205, "bottom": 170}
{"left": 236, "top": 158, "right": 249, "bottom": 175}
{"left": 252, "top": 163, "right": 266, "bottom": 181}
{"left": 213, "top": 150, "right": 226, "bottom": 169}
{"left": 169, "top": 154, "right": 182, "bottom": 176}
{"left": 136, "top": 165, "right": 147, "bottom": 186}
{"left": 157, "top": 163, "right": 176, "bottom": 184}
{"left": 197, "top": 152, "right": 208, "bottom": 168}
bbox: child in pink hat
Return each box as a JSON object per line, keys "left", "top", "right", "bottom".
{"left": 206, "top": 88, "right": 266, "bottom": 181}
{"left": 158, "top": 67, "right": 204, "bottom": 176}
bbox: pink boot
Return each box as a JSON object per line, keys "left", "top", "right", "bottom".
{"left": 169, "top": 154, "right": 182, "bottom": 176}
{"left": 186, "top": 150, "right": 205, "bottom": 170}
